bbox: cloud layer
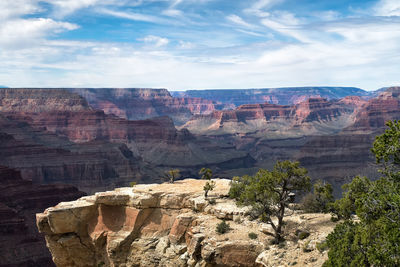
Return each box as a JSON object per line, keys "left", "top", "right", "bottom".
{"left": 0, "top": 0, "right": 399, "bottom": 90}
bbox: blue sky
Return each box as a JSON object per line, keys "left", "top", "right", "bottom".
{"left": 0, "top": 0, "right": 399, "bottom": 90}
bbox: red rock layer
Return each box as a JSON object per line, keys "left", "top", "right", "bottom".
{"left": 186, "top": 97, "right": 356, "bottom": 130}
{"left": 68, "top": 88, "right": 216, "bottom": 125}
{"left": 0, "top": 166, "right": 84, "bottom": 267}
{"left": 0, "top": 89, "right": 254, "bottom": 191}
{"left": 351, "top": 87, "right": 400, "bottom": 130}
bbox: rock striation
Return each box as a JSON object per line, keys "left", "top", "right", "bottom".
{"left": 172, "top": 87, "right": 373, "bottom": 107}
{"left": 68, "top": 88, "right": 216, "bottom": 125}
{"left": 0, "top": 166, "right": 85, "bottom": 267}
{"left": 183, "top": 97, "right": 357, "bottom": 137}
{"left": 37, "top": 179, "right": 336, "bottom": 267}
{"left": 0, "top": 89, "right": 253, "bottom": 192}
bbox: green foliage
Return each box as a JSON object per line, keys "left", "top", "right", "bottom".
{"left": 371, "top": 120, "right": 400, "bottom": 181}
{"left": 203, "top": 180, "right": 216, "bottom": 197}
{"left": 129, "top": 181, "right": 137, "bottom": 187}
{"left": 229, "top": 160, "right": 311, "bottom": 242}
{"left": 199, "top": 167, "right": 213, "bottom": 180}
{"left": 163, "top": 169, "right": 180, "bottom": 183}
{"left": 301, "top": 180, "right": 334, "bottom": 213}
{"left": 296, "top": 230, "right": 310, "bottom": 240}
{"left": 302, "top": 240, "right": 312, "bottom": 253}
{"left": 216, "top": 220, "right": 230, "bottom": 234}
{"left": 248, "top": 232, "right": 258, "bottom": 239}
{"left": 207, "top": 198, "right": 216, "bottom": 205}
{"left": 323, "top": 221, "right": 369, "bottom": 267}
{"left": 229, "top": 175, "right": 251, "bottom": 200}
{"left": 325, "top": 120, "right": 400, "bottom": 266}
{"left": 316, "top": 241, "right": 328, "bottom": 253}
{"left": 331, "top": 176, "right": 371, "bottom": 220}
{"left": 200, "top": 168, "right": 215, "bottom": 197}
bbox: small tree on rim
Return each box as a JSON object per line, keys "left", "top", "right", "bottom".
{"left": 163, "top": 169, "right": 180, "bottom": 183}
{"left": 199, "top": 168, "right": 215, "bottom": 198}
{"left": 229, "top": 160, "right": 311, "bottom": 243}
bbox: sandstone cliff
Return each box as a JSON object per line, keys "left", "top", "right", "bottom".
{"left": 0, "top": 89, "right": 253, "bottom": 192}
{"left": 37, "top": 179, "right": 336, "bottom": 267}
{"left": 68, "top": 88, "right": 216, "bottom": 125}
{"left": 172, "top": 87, "right": 372, "bottom": 107}
{"left": 183, "top": 97, "right": 356, "bottom": 137}
{"left": 0, "top": 166, "right": 85, "bottom": 267}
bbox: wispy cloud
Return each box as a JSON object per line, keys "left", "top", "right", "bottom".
{"left": 0, "top": 0, "right": 399, "bottom": 91}
{"left": 139, "top": 35, "right": 169, "bottom": 47}
{"left": 374, "top": 0, "right": 400, "bottom": 16}
{"left": 97, "top": 8, "right": 172, "bottom": 24}
{"left": 226, "top": 14, "right": 255, "bottom": 29}
{"left": 244, "top": 0, "right": 284, "bottom": 17}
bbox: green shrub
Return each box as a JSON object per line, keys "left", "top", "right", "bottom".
{"left": 207, "top": 198, "right": 216, "bottom": 205}
{"left": 129, "top": 181, "right": 137, "bottom": 187}
{"left": 316, "top": 241, "right": 328, "bottom": 253}
{"left": 216, "top": 220, "right": 230, "bottom": 234}
{"left": 301, "top": 180, "right": 334, "bottom": 213}
{"left": 248, "top": 232, "right": 258, "bottom": 239}
{"left": 297, "top": 231, "right": 310, "bottom": 240}
{"left": 302, "top": 240, "right": 312, "bottom": 253}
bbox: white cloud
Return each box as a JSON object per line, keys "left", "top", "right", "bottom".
{"left": 139, "top": 35, "right": 169, "bottom": 47}
{"left": 226, "top": 14, "right": 254, "bottom": 28}
{"left": 48, "top": 0, "right": 100, "bottom": 16}
{"left": 374, "top": 0, "right": 400, "bottom": 16}
{"left": 162, "top": 8, "right": 183, "bottom": 17}
{"left": 244, "top": 0, "right": 284, "bottom": 17}
{"left": 98, "top": 8, "right": 171, "bottom": 24}
{"left": 0, "top": 18, "right": 79, "bottom": 48}
{"left": 0, "top": 0, "right": 41, "bottom": 20}
{"left": 0, "top": 0, "right": 399, "bottom": 91}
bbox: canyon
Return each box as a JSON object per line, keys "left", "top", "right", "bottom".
{"left": 1, "top": 86, "right": 400, "bottom": 266}
{"left": 171, "top": 86, "right": 376, "bottom": 107}
{"left": 0, "top": 166, "right": 84, "bottom": 267}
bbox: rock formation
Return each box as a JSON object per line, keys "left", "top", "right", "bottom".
{"left": 0, "top": 166, "right": 84, "bottom": 267}
{"left": 172, "top": 87, "right": 374, "bottom": 107}
{"left": 183, "top": 97, "right": 357, "bottom": 137}
{"left": 37, "top": 179, "right": 336, "bottom": 267}
{"left": 68, "top": 88, "right": 216, "bottom": 125}
{"left": 0, "top": 89, "right": 253, "bottom": 192}
{"left": 182, "top": 89, "right": 400, "bottom": 194}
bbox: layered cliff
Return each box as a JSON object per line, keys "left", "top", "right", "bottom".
{"left": 0, "top": 89, "right": 253, "bottom": 191}
{"left": 172, "top": 87, "right": 372, "bottom": 107}
{"left": 37, "top": 179, "right": 336, "bottom": 267}
{"left": 0, "top": 166, "right": 84, "bottom": 267}
{"left": 68, "top": 88, "right": 216, "bottom": 125}
{"left": 183, "top": 97, "right": 356, "bottom": 138}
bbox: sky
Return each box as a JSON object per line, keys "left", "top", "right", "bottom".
{"left": 0, "top": 0, "right": 399, "bottom": 90}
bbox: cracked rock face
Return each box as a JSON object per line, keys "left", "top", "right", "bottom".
{"left": 37, "top": 179, "right": 335, "bottom": 267}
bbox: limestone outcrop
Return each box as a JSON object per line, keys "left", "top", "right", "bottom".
{"left": 37, "top": 179, "right": 336, "bottom": 267}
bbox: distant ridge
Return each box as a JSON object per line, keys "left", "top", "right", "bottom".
{"left": 171, "top": 86, "right": 375, "bottom": 107}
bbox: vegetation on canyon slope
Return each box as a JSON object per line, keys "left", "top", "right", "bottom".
{"left": 227, "top": 120, "right": 400, "bottom": 266}
{"left": 229, "top": 160, "right": 311, "bottom": 243}
{"left": 324, "top": 120, "right": 400, "bottom": 266}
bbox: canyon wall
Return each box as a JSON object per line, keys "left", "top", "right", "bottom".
{"left": 68, "top": 88, "right": 215, "bottom": 125}
{"left": 0, "top": 89, "right": 253, "bottom": 192}
{"left": 182, "top": 88, "right": 400, "bottom": 194}
{"left": 172, "top": 87, "right": 373, "bottom": 107}
{"left": 0, "top": 166, "right": 84, "bottom": 267}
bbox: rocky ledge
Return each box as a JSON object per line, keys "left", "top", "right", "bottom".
{"left": 37, "top": 179, "right": 335, "bottom": 267}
